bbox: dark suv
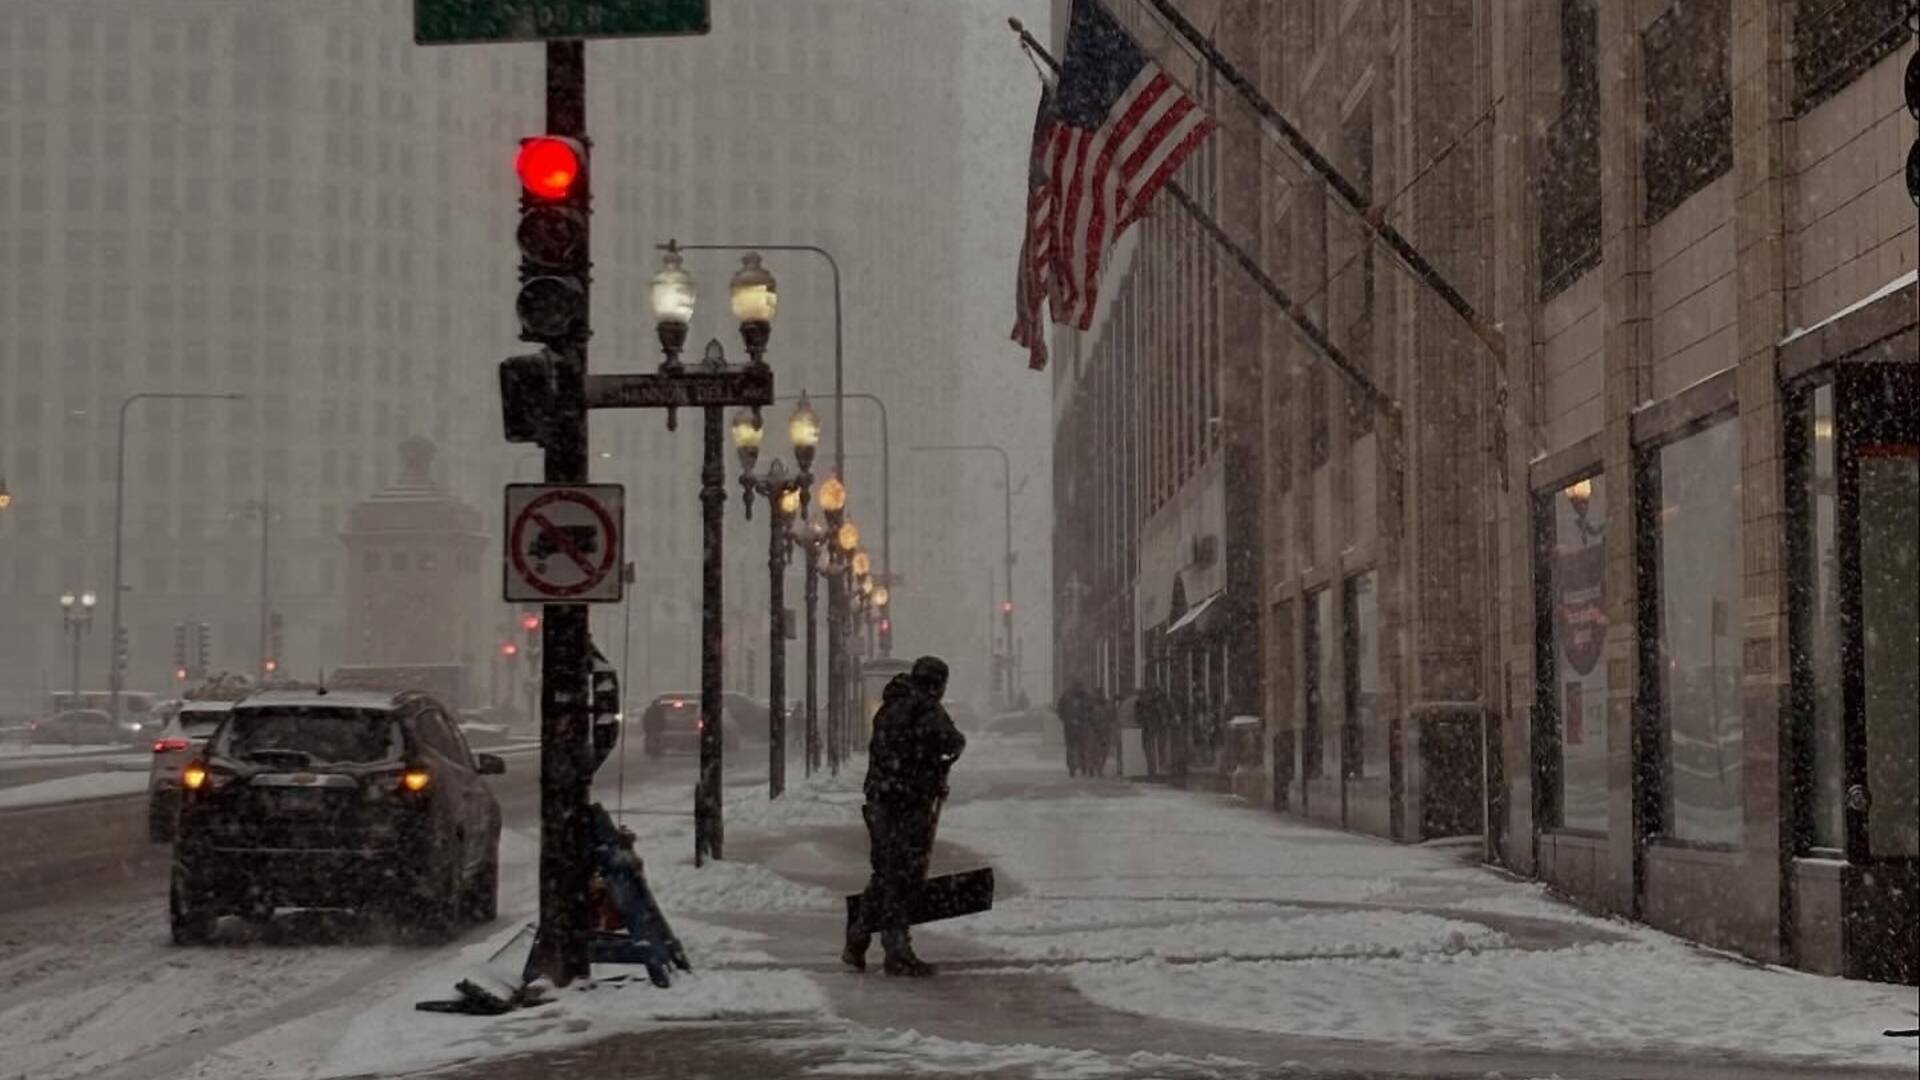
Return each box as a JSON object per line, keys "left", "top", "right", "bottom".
{"left": 170, "top": 688, "right": 504, "bottom": 944}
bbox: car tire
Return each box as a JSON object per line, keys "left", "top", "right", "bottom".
{"left": 463, "top": 843, "right": 500, "bottom": 924}
{"left": 404, "top": 843, "right": 462, "bottom": 944}
{"left": 170, "top": 865, "right": 217, "bottom": 946}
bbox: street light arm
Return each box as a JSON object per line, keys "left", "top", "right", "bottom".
{"left": 108, "top": 392, "right": 245, "bottom": 725}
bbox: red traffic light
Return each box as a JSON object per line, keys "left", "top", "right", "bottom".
{"left": 501, "top": 641, "right": 519, "bottom": 657}
{"left": 174, "top": 667, "right": 189, "bottom": 682}
{"left": 516, "top": 137, "right": 583, "bottom": 201}
{"left": 263, "top": 659, "right": 278, "bottom": 674}
{"left": 520, "top": 612, "right": 541, "bottom": 632}
{"left": 1000, "top": 601, "right": 1015, "bottom": 615}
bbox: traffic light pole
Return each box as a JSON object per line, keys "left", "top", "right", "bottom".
{"left": 534, "top": 38, "right": 594, "bottom": 988}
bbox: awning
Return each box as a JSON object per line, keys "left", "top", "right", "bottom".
{"left": 1166, "top": 589, "right": 1223, "bottom": 639}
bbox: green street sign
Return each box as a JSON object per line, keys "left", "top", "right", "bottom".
{"left": 415, "top": 0, "right": 709, "bottom": 46}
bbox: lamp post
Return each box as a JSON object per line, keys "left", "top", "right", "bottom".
{"left": 650, "top": 245, "right": 778, "bottom": 864}
{"left": 790, "top": 513, "right": 832, "bottom": 776}
{"left": 233, "top": 485, "right": 279, "bottom": 680}
{"left": 59, "top": 590, "right": 97, "bottom": 702}
{"left": 731, "top": 394, "right": 819, "bottom": 799}
{"left": 912, "top": 444, "right": 1017, "bottom": 707}
{"left": 660, "top": 242, "right": 845, "bottom": 480}
{"left": 110, "top": 392, "right": 245, "bottom": 728}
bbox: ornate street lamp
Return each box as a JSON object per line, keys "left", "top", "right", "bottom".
{"left": 59, "top": 589, "right": 97, "bottom": 704}
{"left": 733, "top": 393, "right": 820, "bottom": 799}
{"left": 650, "top": 245, "right": 779, "bottom": 863}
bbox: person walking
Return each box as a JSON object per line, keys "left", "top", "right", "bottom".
{"left": 1138, "top": 684, "right": 1165, "bottom": 778}
{"left": 1056, "top": 682, "right": 1090, "bottom": 778}
{"left": 844, "top": 656, "right": 966, "bottom": 977}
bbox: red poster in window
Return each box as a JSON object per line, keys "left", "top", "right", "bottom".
{"left": 1555, "top": 543, "right": 1606, "bottom": 677}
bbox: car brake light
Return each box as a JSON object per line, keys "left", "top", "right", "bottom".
{"left": 182, "top": 763, "right": 209, "bottom": 790}
{"left": 401, "top": 768, "right": 431, "bottom": 792}
{"left": 153, "top": 737, "right": 191, "bottom": 753}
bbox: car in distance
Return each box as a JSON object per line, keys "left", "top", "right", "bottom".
{"left": 640, "top": 692, "right": 740, "bottom": 757}
{"left": 170, "top": 688, "right": 504, "bottom": 944}
{"left": 28, "top": 707, "right": 154, "bottom": 747}
{"left": 148, "top": 700, "right": 235, "bottom": 843}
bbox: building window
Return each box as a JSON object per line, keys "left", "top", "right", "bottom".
{"left": 1342, "top": 571, "right": 1379, "bottom": 779}
{"left": 1791, "top": 0, "right": 1909, "bottom": 114}
{"left": 1642, "top": 0, "right": 1731, "bottom": 222}
{"left": 1639, "top": 414, "right": 1743, "bottom": 846}
{"left": 1538, "top": 473, "right": 1610, "bottom": 832}
{"left": 1303, "top": 588, "right": 1336, "bottom": 780}
{"left": 1538, "top": 0, "right": 1601, "bottom": 299}
{"left": 1792, "top": 385, "right": 1845, "bottom": 850}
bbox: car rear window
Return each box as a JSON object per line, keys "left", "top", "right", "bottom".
{"left": 215, "top": 707, "right": 402, "bottom": 765}
{"left": 178, "top": 709, "right": 229, "bottom": 737}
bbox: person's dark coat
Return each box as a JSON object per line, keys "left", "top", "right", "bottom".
{"left": 865, "top": 674, "right": 966, "bottom": 806}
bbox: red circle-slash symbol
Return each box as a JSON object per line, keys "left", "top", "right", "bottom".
{"left": 509, "top": 490, "right": 619, "bottom": 598}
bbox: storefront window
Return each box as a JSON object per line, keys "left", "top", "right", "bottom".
{"left": 1648, "top": 417, "right": 1744, "bottom": 846}
{"left": 1858, "top": 442, "right": 1918, "bottom": 857}
{"left": 1343, "top": 571, "right": 1379, "bottom": 778}
{"left": 1547, "top": 474, "right": 1609, "bottom": 831}
{"left": 1303, "top": 588, "right": 1336, "bottom": 779}
{"left": 1801, "top": 386, "right": 1845, "bottom": 850}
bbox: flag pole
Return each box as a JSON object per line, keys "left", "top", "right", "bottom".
{"left": 1135, "top": 0, "right": 1507, "bottom": 365}
{"left": 1008, "top": 17, "right": 1397, "bottom": 417}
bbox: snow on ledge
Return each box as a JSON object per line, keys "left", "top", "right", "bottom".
{"left": 1780, "top": 270, "right": 1918, "bottom": 347}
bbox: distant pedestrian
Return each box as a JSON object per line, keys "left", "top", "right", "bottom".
{"left": 1057, "top": 682, "right": 1091, "bottom": 778}
{"left": 1137, "top": 685, "right": 1166, "bottom": 778}
{"left": 844, "top": 656, "right": 965, "bottom": 977}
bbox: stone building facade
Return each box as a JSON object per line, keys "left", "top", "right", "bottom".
{"left": 1049, "top": 0, "right": 1914, "bottom": 983}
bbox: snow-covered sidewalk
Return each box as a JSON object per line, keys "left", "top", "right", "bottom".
{"left": 327, "top": 733, "right": 1916, "bottom": 1079}
{"left": 49, "top": 733, "right": 1908, "bottom": 1079}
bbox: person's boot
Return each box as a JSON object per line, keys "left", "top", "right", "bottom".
{"left": 881, "top": 928, "right": 935, "bottom": 977}
{"left": 842, "top": 926, "right": 870, "bottom": 972}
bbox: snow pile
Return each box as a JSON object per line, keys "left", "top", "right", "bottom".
{"left": 763, "top": 1025, "right": 1254, "bottom": 1079}
{"left": 978, "top": 908, "right": 1505, "bottom": 964}
{"left": 648, "top": 850, "right": 841, "bottom": 914}
{"left": 957, "top": 896, "right": 1285, "bottom": 935}
{"left": 1067, "top": 939, "right": 1918, "bottom": 1067}
{"left": 310, "top": 919, "right": 829, "bottom": 1079}
{"left": 0, "top": 770, "right": 150, "bottom": 809}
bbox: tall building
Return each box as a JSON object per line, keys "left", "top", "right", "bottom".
{"left": 0, "top": 0, "right": 977, "bottom": 718}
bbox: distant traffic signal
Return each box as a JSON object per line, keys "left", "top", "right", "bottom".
{"left": 194, "top": 622, "right": 212, "bottom": 678}
{"left": 173, "top": 623, "right": 188, "bottom": 675}
{"left": 521, "top": 612, "right": 542, "bottom": 633}
{"left": 114, "top": 626, "right": 130, "bottom": 679}
{"left": 501, "top": 641, "right": 519, "bottom": 658}
{"left": 878, "top": 617, "right": 893, "bottom": 656}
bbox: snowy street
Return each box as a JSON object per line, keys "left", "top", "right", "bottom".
{"left": 2, "top": 730, "right": 1911, "bottom": 1080}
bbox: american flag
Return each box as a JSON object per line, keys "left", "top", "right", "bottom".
{"left": 1011, "top": 84, "right": 1061, "bottom": 370}
{"left": 1047, "top": 0, "right": 1215, "bottom": 330}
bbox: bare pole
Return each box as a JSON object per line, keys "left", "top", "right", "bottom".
{"left": 109, "top": 392, "right": 244, "bottom": 728}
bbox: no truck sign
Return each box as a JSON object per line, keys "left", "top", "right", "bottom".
{"left": 504, "top": 484, "right": 625, "bottom": 602}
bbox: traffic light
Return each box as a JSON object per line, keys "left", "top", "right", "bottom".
{"left": 520, "top": 610, "right": 542, "bottom": 664}
{"left": 500, "top": 350, "right": 558, "bottom": 444}
{"left": 195, "top": 622, "right": 212, "bottom": 678}
{"left": 173, "top": 623, "right": 188, "bottom": 674}
{"left": 514, "top": 135, "right": 590, "bottom": 347}
{"left": 268, "top": 611, "right": 285, "bottom": 674}
{"left": 501, "top": 641, "right": 519, "bottom": 658}
{"left": 878, "top": 617, "right": 893, "bottom": 656}
{"left": 521, "top": 611, "right": 542, "bottom": 633}
{"left": 1001, "top": 601, "right": 1015, "bottom": 616}
{"left": 114, "top": 626, "right": 130, "bottom": 679}
{"left": 1906, "top": 47, "right": 1918, "bottom": 207}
